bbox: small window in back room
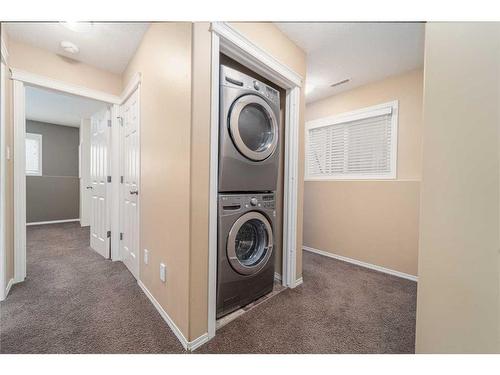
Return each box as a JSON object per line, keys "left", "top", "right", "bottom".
{"left": 305, "top": 101, "right": 399, "bottom": 180}
{"left": 25, "top": 132, "right": 42, "bottom": 176}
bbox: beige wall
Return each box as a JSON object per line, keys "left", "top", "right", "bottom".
{"left": 416, "top": 23, "right": 499, "bottom": 353}
{"left": 123, "top": 23, "right": 193, "bottom": 337}
{"left": 304, "top": 69, "right": 423, "bottom": 276}
{"left": 7, "top": 39, "right": 122, "bottom": 95}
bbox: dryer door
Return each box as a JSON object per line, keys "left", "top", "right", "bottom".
{"left": 229, "top": 94, "right": 278, "bottom": 161}
{"left": 227, "top": 211, "right": 274, "bottom": 276}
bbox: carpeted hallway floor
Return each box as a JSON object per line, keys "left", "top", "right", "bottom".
{"left": 0, "top": 222, "right": 185, "bottom": 353}
{"left": 0, "top": 223, "right": 416, "bottom": 354}
{"left": 199, "top": 251, "right": 416, "bottom": 353}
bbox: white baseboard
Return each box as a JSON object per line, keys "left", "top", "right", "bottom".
{"left": 188, "top": 332, "right": 210, "bottom": 351}
{"left": 137, "top": 280, "right": 210, "bottom": 351}
{"left": 26, "top": 218, "right": 80, "bottom": 226}
{"left": 303, "top": 246, "right": 418, "bottom": 282}
{"left": 1, "top": 278, "right": 14, "bottom": 301}
{"left": 293, "top": 277, "right": 303, "bottom": 287}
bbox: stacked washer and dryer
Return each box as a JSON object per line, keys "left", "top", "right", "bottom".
{"left": 217, "top": 64, "right": 281, "bottom": 318}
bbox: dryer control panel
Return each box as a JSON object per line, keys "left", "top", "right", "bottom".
{"left": 221, "top": 64, "right": 280, "bottom": 106}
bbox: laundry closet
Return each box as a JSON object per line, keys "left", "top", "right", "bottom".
{"left": 216, "top": 54, "right": 286, "bottom": 319}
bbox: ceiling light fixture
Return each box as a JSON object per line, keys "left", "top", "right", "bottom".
{"left": 60, "top": 41, "right": 80, "bottom": 55}
{"left": 330, "top": 78, "right": 351, "bottom": 88}
{"left": 60, "top": 21, "right": 93, "bottom": 33}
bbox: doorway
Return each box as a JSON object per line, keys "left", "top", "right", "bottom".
{"left": 23, "top": 86, "right": 110, "bottom": 262}
{"left": 10, "top": 70, "right": 141, "bottom": 284}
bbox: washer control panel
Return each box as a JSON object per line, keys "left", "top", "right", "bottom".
{"left": 246, "top": 194, "right": 275, "bottom": 210}
{"left": 220, "top": 193, "right": 275, "bottom": 211}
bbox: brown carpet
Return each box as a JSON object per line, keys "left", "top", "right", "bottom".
{"left": 1, "top": 223, "right": 416, "bottom": 354}
{"left": 198, "top": 251, "right": 417, "bottom": 353}
{"left": 0, "top": 222, "right": 184, "bottom": 354}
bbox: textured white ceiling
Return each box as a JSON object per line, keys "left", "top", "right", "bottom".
{"left": 26, "top": 86, "right": 108, "bottom": 127}
{"left": 275, "top": 22, "right": 425, "bottom": 103}
{"left": 4, "top": 22, "right": 149, "bottom": 74}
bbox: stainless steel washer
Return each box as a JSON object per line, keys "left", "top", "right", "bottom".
{"left": 219, "top": 65, "right": 280, "bottom": 192}
{"left": 217, "top": 193, "right": 276, "bottom": 318}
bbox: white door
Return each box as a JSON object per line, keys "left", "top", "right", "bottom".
{"left": 90, "top": 108, "right": 110, "bottom": 258}
{"left": 119, "top": 89, "right": 140, "bottom": 278}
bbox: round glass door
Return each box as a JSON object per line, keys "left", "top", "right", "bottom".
{"left": 229, "top": 94, "right": 278, "bottom": 161}
{"left": 227, "top": 212, "right": 273, "bottom": 275}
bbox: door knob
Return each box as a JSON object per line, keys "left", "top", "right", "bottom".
{"left": 130, "top": 190, "right": 139, "bottom": 195}
{"left": 86, "top": 186, "right": 93, "bottom": 189}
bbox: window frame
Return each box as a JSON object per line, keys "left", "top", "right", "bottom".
{"left": 25, "top": 132, "right": 43, "bottom": 177}
{"left": 305, "top": 100, "right": 399, "bottom": 181}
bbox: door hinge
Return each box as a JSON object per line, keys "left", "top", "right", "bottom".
{"left": 107, "top": 119, "right": 112, "bottom": 127}
{"left": 107, "top": 230, "right": 111, "bottom": 238}
{"left": 107, "top": 176, "right": 112, "bottom": 183}
{"left": 117, "top": 116, "right": 123, "bottom": 126}
{"left": 120, "top": 176, "right": 124, "bottom": 184}
{"left": 120, "top": 232, "right": 123, "bottom": 241}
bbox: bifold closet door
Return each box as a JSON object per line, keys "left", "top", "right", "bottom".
{"left": 119, "top": 89, "right": 140, "bottom": 279}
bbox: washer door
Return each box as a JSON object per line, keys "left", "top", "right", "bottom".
{"left": 229, "top": 94, "right": 278, "bottom": 161}
{"left": 227, "top": 211, "right": 274, "bottom": 276}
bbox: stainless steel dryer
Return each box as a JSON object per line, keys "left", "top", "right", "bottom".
{"left": 217, "top": 193, "right": 276, "bottom": 318}
{"left": 219, "top": 65, "right": 280, "bottom": 192}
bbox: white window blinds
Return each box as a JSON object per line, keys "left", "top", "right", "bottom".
{"left": 306, "top": 101, "right": 398, "bottom": 180}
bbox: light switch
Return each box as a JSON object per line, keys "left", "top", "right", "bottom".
{"left": 160, "top": 263, "right": 166, "bottom": 282}
{"left": 144, "top": 249, "right": 149, "bottom": 265}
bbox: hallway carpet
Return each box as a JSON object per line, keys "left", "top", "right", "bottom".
{"left": 1, "top": 223, "right": 416, "bottom": 354}
{"left": 0, "top": 223, "right": 184, "bottom": 353}
{"left": 198, "top": 251, "right": 417, "bottom": 354}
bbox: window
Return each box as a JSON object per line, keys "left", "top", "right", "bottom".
{"left": 25, "top": 133, "right": 42, "bottom": 176}
{"left": 305, "top": 101, "right": 398, "bottom": 180}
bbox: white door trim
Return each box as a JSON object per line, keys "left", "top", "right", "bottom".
{"left": 11, "top": 70, "right": 120, "bottom": 285}
{"left": 120, "top": 72, "right": 141, "bottom": 103}
{"left": 13, "top": 80, "right": 26, "bottom": 283}
{"left": 211, "top": 22, "right": 302, "bottom": 88}
{"left": 1, "top": 36, "right": 9, "bottom": 64}
{"left": 10, "top": 69, "right": 121, "bottom": 104}
{"left": 0, "top": 57, "right": 7, "bottom": 300}
{"left": 207, "top": 22, "right": 303, "bottom": 341}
